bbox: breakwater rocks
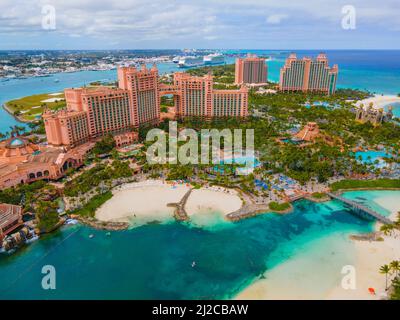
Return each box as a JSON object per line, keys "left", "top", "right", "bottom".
{"left": 70, "top": 215, "right": 129, "bottom": 231}
{"left": 349, "top": 232, "right": 384, "bottom": 242}
{"left": 226, "top": 203, "right": 294, "bottom": 221}
{"left": 1, "top": 226, "right": 36, "bottom": 251}
{"left": 226, "top": 204, "right": 270, "bottom": 221}
{"left": 35, "top": 218, "right": 66, "bottom": 235}
{"left": 167, "top": 189, "right": 193, "bottom": 221}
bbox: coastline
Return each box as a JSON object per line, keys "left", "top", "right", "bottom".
{"left": 94, "top": 180, "right": 244, "bottom": 227}
{"left": 355, "top": 94, "right": 400, "bottom": 109}
{"left": 326, "top": 193, "right": 400, "bottom": 300}
{"left": 235, "top": 190, "right": 400, "bottom": 300}
{"left": 2, "top": 102, "right": 31, "bottom": 123}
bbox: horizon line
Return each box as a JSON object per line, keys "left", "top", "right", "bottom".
{"left": 1, "top": 48, "right": 400, "bottom": 52}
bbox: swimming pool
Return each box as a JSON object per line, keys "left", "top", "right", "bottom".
{"left": 353, "top": 150, "right": 392, "bottom": 168}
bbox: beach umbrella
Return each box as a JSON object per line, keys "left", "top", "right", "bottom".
{"left": 368, "top": 287, "right": 376, "bottom": 295}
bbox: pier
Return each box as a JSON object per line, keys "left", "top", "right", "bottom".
{"left": 327, "top": 192, "right": 393, "bottom": 224}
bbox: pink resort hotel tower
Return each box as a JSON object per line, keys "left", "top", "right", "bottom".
{"left": 44, "top": 65, "right": 160, "bottom": 148}
{"left": 173, "top": 72, "right": 248, "bottom": 118}
{"left": 44, "top": 65, "right": 248, "bottom": 149}
{"left": 235, "top": 54, "right": 267, "bottom": 85}
{"left": 279, "top": 53, "right": 338, "bottom": 95}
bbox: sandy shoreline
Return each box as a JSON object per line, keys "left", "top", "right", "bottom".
{"left": 185, "top": 186, "right": 242, "bottom": 217}
{"left": 95, "top": 180, "right": 190, "bottom": 225}
{"left": 95, "top": 180, "right": 243, "bottom": 226}
{"left": 326, "top": 194, "right": 400, "bottom": 300}
{"left": 356, "top": 94, "right": 400, "bottom": 109}
{"left": 236, "top": 192, "right": 400, "bottom": 300}
{"left": 95, "top": 182, "right": 399, "bottom": 299}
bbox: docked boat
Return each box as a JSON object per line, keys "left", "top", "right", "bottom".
{"left": 178, "top": 56, "right": 204, "bottom": 68}
{"left": 203, "top": 53, "right": 225, "bottom": 65}
{"left": 172, "top": 56, "right": 181, "bottom": 63}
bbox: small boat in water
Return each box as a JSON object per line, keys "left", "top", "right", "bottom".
{"left": 191, "top": 261, "right": 196, "bottom": 267}
{"left": 89, "top": 234, "right": 94, "bottom": 239}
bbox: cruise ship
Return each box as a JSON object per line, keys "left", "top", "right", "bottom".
{"left": 203, "top": 53, "right": 225, "bottom": 65}
{"left": 178, "top": 56, "right": 204, "bottom": 68}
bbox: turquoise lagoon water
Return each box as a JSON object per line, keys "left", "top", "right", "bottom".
{"left": 0, "top": 190, "right": 398, "bottom": 300}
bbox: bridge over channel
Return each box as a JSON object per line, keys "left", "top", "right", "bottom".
{"left": 327, "top": 192, "right": 393, "bottom": 225}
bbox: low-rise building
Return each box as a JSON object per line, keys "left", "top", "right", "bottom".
{"left": 0, "top": 136, "right": 93, "bottom": 189}
{"left": 0, "top": 203, "right": 23, "bottom": 241}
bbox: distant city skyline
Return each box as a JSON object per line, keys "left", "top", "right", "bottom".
{"left": 0, "top": 0, "right": 399, "bottom": 50}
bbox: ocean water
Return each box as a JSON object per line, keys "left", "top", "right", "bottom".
{"left": 1, "top": 50, "right": 400, "bottom": 133}
{"left": 1, "top": 190, "right": 398, "bottom": 300}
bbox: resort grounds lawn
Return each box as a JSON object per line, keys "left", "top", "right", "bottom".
{"left": 5, "top": 92, "right": 65, "bottom": 121}
{"left": 330, "top": 179, "right": 400, "bottom": 191}
{"left": 269, "top": 201, "right": 291, "bottom": 212}
{"left": 311, "top": 192, "right": 327, "bottom": 199}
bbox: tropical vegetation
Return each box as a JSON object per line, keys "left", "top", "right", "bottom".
{"left": 330, "top": 179, "right": 400, "bottom": 191}
{"left": 269, "top": 201, "right": 291, "bottom": 212}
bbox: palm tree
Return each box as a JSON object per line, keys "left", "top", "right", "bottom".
{"left": 16, "top": 125, "right": 26, "bottom": 135}
{"left": 380, "top": 264, "right": 391, "bottom": 291}
{"left": 390, "top": 261, "right": 400, "bottom": 278}
{"left": 380, "top": 224, "right": 394, "bottom": 236}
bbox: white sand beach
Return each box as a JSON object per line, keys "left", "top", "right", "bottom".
{"left": 356, "top": 94, "right": 400, "bottom": 109}
{"left": 185, "top": 186, "right": 242, "bottom": 216}
{"left": 327, "top": 194, "right": 400, "bottom": 300}
{"left": 236, "top": 192, "right": 400, "bottom": 300}
{"left": 95, "top": 181, "right": 243, "bottom": 227}
{"left": 95, "top": 180, "right": 190, "bottom": 225}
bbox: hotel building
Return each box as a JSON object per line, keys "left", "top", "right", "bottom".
{"left": 44, "top": 65, "right": 247, "bottom": 149}
{"left": 0, "top": 135, "right": 92, "bottom": 189}
{"left": 0, "top": 203, "right": 23, "bottom": 242}
{"left": 44, "top": 65, "right": 159, "bottom": 148}
{"left": 279, "top": 53, "right": 338, "bottom": 95}
{"left": 173, "top": 72, "right": 248, "bottom": 118}
{"left": 117, "top": 64, "right": 160, "bottom": 126}
{"left": 235, "top": 54, "right": 267, "bottom": 85}
{"left": 44, "top": 87, "right": 133, "bottom": 147}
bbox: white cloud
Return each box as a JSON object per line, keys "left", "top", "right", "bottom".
{"left": 0, "top": 0, "right": 399, "bottom": 48}
{"left": 266, "top": 14, "right": 288, "bottom": 25}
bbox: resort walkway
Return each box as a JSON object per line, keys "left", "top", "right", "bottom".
{"left": 327, "top": 192, "right": 393, "bottom": 225}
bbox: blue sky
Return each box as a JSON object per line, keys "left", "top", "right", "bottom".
{"left": 0, "top": 0, "right": 399, "bottom": 50}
